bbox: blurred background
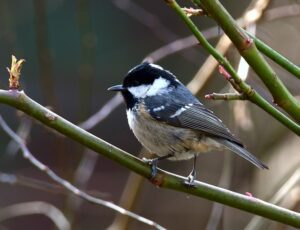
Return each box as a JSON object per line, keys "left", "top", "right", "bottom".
{"left": 0, "top": 0, "right": 300, "bottom": 229}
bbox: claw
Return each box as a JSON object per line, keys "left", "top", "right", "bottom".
{"left": 184, "top": 171, "right": 196, "bottom": 187}
{"left": 142, "top": 154, "right": 174, "bottom": 178}
{"left": 142, "top": 157, "right": 158, "bottom": 178}
{"left": 184, "top": 154, "right": 197, "bottom": 187}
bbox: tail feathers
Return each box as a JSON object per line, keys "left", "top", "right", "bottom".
{"left": 216, "top": 138, "right": 269, "bottom": 169}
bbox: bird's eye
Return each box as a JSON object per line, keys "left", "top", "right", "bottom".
{"left": 133, "top": 80, "right": 139, "bottom": 86}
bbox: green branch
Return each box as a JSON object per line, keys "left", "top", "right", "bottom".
{"left": 0, "top": 89, "right": 300, "bottom": 227}
{"left": 163, "top": 0, "right": 300, "bottom": 135}
{"left": 192, "top": 0, "right": 300, "bottom": 122}
{"left": 250, "top": 32, "right": 300, "bottom": 79}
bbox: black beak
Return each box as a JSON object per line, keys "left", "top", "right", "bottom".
{"left": 107, "top": 85, "right": 125, "bottom": 91}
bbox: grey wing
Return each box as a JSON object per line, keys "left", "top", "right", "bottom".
{"left": 148, "top": 101, "right": 243, "bottom": 146}
{"left": 147, "top": 97, "right": 269, "bottom": 169}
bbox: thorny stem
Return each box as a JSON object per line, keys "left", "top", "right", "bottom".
{"left": 248, "top": 32, "right": 300, "bottom": 79}
{"left": 0, "top": 89, "right": 300, "bottom": 227}
{"left": 163, "top": 0, "right": 300, "bottom": 135}
{"left": 192, "top": 0, "right": 300, "bottom": 122}
{"left": 144, "top": 25, "right": 300, "bottom": 80}
{"left": 144, "top": 0, "right": 300, "bottom": 80}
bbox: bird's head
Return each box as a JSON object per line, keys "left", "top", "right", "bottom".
{"left": 108, "top": 62, "right": 180, "bottom": 108}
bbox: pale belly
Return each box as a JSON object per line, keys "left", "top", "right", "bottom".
{"left": 127, "top": 110, "right": 223, "bottom": 161}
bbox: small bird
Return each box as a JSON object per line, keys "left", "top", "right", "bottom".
{"left": 108, "top": 62, "right": 268, "bottom": 185}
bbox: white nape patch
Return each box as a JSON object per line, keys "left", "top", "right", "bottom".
{"left": 149, "top": 63, "right": 163, "bottom": 70}
{"left": 128, "top": 84, "right": 150, "bottom": 98}
{"left": 128, "top": 77, "right": 170, "bottom": 98}
{"left": 170, "top": 107, "right": 187, "bottom": 118}
{"left": 153, "top": 106, "right": 165, "bottom": 112}
{"left": 146, "top": 77, "right": 170, "bottom": 96}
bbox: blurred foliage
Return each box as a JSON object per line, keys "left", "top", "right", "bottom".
{"left": 0, "top": 0, "right": 300, "bottom": 229}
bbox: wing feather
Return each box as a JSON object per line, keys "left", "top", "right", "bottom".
{"left": 147, "top": 99, "right": 242, "bottom": 146}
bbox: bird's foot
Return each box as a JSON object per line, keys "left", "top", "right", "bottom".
{"left": 184, "top": 171, "right": 196, "bottom": 187}
{"left": 142, "top": 157, "right": 158, "bottom": 178}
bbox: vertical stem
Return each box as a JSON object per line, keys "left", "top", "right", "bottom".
{"left": 163, "top": 0, "right": 300, "bottom": 135}
{"left": 193, "top": 0, "right": 300, "bottom": 122}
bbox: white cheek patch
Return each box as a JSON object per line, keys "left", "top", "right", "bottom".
{"left": 128, "top": 85, "right": 150, "bottom": 98}
{"left": 146, "top": 77, "right": 170, "bottom": 96}
{"left": 127, "top": 77, "right": 170, "bottom": 98}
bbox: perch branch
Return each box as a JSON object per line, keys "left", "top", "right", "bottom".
{"left": 0, "top": 114, "right": 165, "bottom": 230}
{"left": 0, "top": 90, "right": 300, "bottom": 227}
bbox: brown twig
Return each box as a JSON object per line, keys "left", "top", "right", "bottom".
{"left": 0, "top": 171, "right": 109, "bottom": 198}
{"left": 205, "top": 93, "right": 246, "bottom": 100}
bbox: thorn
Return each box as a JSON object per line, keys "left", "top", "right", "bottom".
{"left": 244, "top": 38, "right": 253, "bottom": 49}
{"left": 245, "top": 38, "right": 252, "bottom": 45}
{"left": 44, "top": 111, "right": 57, "bottom": 121}
{"left": 245, "top": 192, "right": 253, "bottom": 197}
{"left": 205, "top": 94, "right": 212, "bottom": 99}
{"left": 182, "top": 7, "right": 204, "bottom": 17}
{"left": 218, "top": 65, "right": 231, "bottom": 80}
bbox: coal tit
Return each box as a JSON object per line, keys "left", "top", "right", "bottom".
{"left": 108, "top": 62, "right": 268, "bottom": 185}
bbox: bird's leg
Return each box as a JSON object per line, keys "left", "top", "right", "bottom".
{"left": 143, "top": 154, "right": 173, "bottom": 178}
{"left": 184, "top": 154, "right": 197, "bottom": 186}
